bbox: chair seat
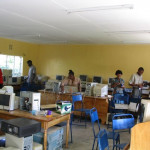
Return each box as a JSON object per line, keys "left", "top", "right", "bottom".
{"left": 95, "top": 131, "right": 119, "bottom": 141}
{"left": 116, "top": 143, "right": 127, "bottom": 149}
{"left": 74, "top": 108, "right": 91, "bottom": 114}
{"left": 107, "top": 131, "right": 120, "bottom": 141}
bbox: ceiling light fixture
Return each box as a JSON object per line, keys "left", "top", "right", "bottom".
{"left": 105, "top": 30, "right": 150, "bottom": 34}
{"left": 67, "top": 4, "right": 133, "bottom": 14}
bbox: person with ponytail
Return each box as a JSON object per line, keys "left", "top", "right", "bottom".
{"left": 61, "top": 70, "right": 81, "bottom": 92}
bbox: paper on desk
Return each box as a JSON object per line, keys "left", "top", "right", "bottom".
{"left": 115, "top": 104, "right": 129, "bottom": 109}
{"left": 128, "top": 102, "right": 139, "bottom": 112}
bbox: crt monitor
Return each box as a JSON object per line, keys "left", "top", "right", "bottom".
{"left": 56, "top": 75, "right": 64, "bottom": 81}
{"left": 79, "top": 75, "right": 88, "bottom": 82}
{"left": 93, "top": 76, "right": 102, "bottom": 83}
{"left": 3, "top": 76, "right": 6, "bottom": 82}
{"left": 143, "top": 80, "right": 149, "bottom": 90}
{"left": 0, "top": 94, "right": 10, "bottom": 106}
{"left": 108, "top": 77, "right": 114, "bottom": 84}
{"left": 12, "top": 77, "right": 17, "bottom": 83}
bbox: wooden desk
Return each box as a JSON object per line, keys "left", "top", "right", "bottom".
{"left": 39, "top": 90, "right": 108, "bottom": 124}
{"left": 0, "top": 109, "right": 70, "bottom": 150}
{"left": 130, "top": 122, "right": 150, "bottom": 150}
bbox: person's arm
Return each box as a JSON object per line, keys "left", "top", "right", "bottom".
{"left": 60, "top": 78, "right": 67, "bottom": 93}
{"left": 111, "top": 79, "right": 120, "bottom": 88}
{"left": 129, "top": 74, "right": 137, "bottom": 86}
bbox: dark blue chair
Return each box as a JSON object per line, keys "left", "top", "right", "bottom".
{"left": 97, "top": 129, "right": 109, "bottom": 150}
{"left": 112, "top": 114, "right": 134, "bottom": 150}
{"left": 107, "top": 93, "right": 130, "bottom": 129}
{"left": 72, "top": 93, "right": 90, "bottom": 128}
{"left": 90, "top": 108, "right": 120, "bottom": 150}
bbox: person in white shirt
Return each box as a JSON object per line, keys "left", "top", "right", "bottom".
{"left": 129, "top": 67, "right": 144, "bottom": 99}
{"left": 27, "top": 60, "right": 36, "bottom": 83}
{"left": 129, "top": 67, "right": 144, "bottom": 88}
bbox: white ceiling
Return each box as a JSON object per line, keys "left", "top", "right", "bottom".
{"left": 0, "top": 0, "right": 150, "bottom": 44}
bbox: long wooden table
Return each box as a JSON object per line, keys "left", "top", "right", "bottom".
{"left": 0, "top": 109, "right": 70, "bottom": 150}
{"left": 39, "top": 90, "right": 108, "bottom": 124}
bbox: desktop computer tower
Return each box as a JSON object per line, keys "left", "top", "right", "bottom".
{"left": 6, "top": 133, "right": 33, "bottom": 150}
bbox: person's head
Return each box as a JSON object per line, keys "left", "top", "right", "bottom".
{"left": 115, "top": 70, "right": 123, "bottom": 78}
{"left": 68, "top": 70, "right": 74, "bottom": 80}
{"left": 137, "top": 67, "right": 144, "bottom": 76}
{"left": 27, "top": 60, "right": 32, "bottom": 67}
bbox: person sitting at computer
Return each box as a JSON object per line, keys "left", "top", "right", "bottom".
{"left": 111, "top": 70, "right": 125, "bottom": 94}
{"left": 129, "top": 67, "right": 144, "bottom": 98}
{"left": 61, "top": 70, "right": 81, "bottom": 92}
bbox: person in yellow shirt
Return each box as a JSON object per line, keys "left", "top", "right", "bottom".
{"left": 61, "top": 70, "right": 81, "bottom": 92}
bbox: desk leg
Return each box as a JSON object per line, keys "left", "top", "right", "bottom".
{"left": 66, "top": 119, "right": 70, "bottom": 148}
{"left": 43, "top": 123, "right": 48, "bottom": 150}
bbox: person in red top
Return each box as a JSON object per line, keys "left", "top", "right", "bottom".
{"left": 0, "top": 69, "right": 3, "bottom": 88}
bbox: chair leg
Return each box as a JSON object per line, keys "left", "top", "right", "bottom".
{"left": 92, "top": 138, "right": 96, "bottom": 150}
{"left": 85, "top": 113, "right": 87, "bottom": 128}
{"left": 70, "top": 124, "right": 73, "bottom": 143}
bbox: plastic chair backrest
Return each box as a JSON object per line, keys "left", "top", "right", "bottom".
{"left": 98, "top": 129, "right": 109, "bottom": 150}
{"left": 113, "top": 93, "right": 129, "bottom": 104}
{"left": 72, "top": 94, "right": 83, "bottom": 111}
{"left": 90, "top": 108, "right": 100, "bottom": 137}
{"left": 113, "top": 114, "right": 134, "bottom": 130}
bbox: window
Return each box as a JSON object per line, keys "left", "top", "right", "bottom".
{"left": 0, "top": 54, "right": 23, "bottom": 76}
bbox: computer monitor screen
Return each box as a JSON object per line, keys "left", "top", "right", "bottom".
{"left": 108, "top": 78, "right": 114, "bottom": 84}
{"left": 56, "top": 75, "right": 64, "bottom": 81}
{"left": 93, "top": 76, "right": 102, "bottom": 83}
{"left": 3, "top": 76, "right": 6, "bottom": 82}
{"left": 79, "top": 75, "right": 88, "bottom": 82}
{"left": 12, "top": 77, "right": 17, "bottom": 83}
{"left": 143, "top": 80, "right": 149, "bottom": 89}
{"left": 0, "top": 94, "right": 10, "bottom": 106}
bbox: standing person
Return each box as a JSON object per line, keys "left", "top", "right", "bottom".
{"left": 111, "top": 70, "right": 125, "bottom": 94}
{"left": 129, "top": 67, "right": 144, "bottom": 98}
{"left": 27, "top": 60, "right": 36, "bottom": 84}
{"left": 0, "top": 69, "right": 3, "bottom": 88}
{"left": 61, "top": 70, "right": 81, "bottom": 92}
{"left": 129, "top": 67, "right": 144, "bottom": 88}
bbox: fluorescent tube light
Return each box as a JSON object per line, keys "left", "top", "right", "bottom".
{"left": 105, "top": 30, "right": 150, "bottom": 34}
{"left": 67, "top": 4, "right": 133, "bottom": 14}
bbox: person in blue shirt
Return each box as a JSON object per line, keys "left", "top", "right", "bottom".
{"left": 111, "top": 70, "right": 125, "bottom": 94}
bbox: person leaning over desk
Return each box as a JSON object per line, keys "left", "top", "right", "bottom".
{"left": 61, "top": 70, "right": 81, "bottom": 92}
{"left": 111, "top": 70, "right": 125, "bottom": 94}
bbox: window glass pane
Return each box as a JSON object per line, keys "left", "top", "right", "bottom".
{"left": 0, "top": 54, "right": 23, "bottom": 76}
{"left": 0, "top": 55, "right": 7, "bottom": 69}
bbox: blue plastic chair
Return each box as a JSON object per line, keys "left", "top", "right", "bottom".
{"left": 97, "top": 129, "right": 109, "bottom": 150}
{"left": 72, "top": 93, "right": 90, "bottom": 128}
{"left": 113, "top": 93, "right": 129, "bottom": 104}
{"left": 90, "top": 108, "right": 120, "bottom": 150}
{"left": 112, "top": 114, "right": 135, "bottom": 150}
{"left": 107, "top": 93, "right": 130, "bottom": 128}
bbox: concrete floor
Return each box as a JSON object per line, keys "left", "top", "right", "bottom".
{"left": 63, "top": 120, "right": 130, "bottom": 150}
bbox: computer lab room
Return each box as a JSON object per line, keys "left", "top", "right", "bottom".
{"left": 0, "top": 0, "right": 150, "bottom": 150}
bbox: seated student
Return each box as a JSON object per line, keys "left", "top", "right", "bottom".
{"left": 61, "top": 70, "right": 81, "bottom": 92}
{"left": 111, "top": 70, "right": 125, "bottom": 94}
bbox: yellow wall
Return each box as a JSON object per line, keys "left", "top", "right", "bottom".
{"left": 0, "top": 37, "right": 150, "bottom": 87}
{"left": 37, "top": 44, "right": 150, "bottom": 87}
{"left": 0, "top": 37, "right": 39, "bottom": 75}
